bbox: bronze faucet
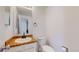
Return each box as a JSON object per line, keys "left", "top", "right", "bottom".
{"left": 22, "top": 33, "right": 26, "bottom": 38}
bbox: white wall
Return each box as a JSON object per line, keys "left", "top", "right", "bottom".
{"left": 0, "top": 7, "right": 6, "bottom": 46}
{"left": 46, "top": 6, "right": 79, "bottom": 52}
{"left": 64, "top": 7, "right": 79, "bottom": 52}
{"left": 32, "top": 7, "right": 46, "bottom": 38}
{"left": 46, "top": 7, "right": 65, "bottom": 51}
{"left": 32, "top": 6, "right": 65, "bottom": 51}
{"left": 0, "top": 7, "right": 14, "bottom": 46}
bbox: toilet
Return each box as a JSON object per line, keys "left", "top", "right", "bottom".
{"left": 38, "top": 36, "right": 55, "bottom": 52}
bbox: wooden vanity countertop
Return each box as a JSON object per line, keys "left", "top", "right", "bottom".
{"left": 5, "top": 34, "right": 37, "bottom": 48}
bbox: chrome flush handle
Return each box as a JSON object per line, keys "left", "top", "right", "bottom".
{"left": 62, "top": 46, "right": 69, "bottom": 52}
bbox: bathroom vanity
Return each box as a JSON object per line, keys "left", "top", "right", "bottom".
{"left": 5, "top": 34, "right": 37, "bottom": 52}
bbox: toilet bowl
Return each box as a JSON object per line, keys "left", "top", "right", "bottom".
{"left": 41, "top": 45, "right": 55, "bottom": 52}
{"left": 38, "top": 36, "right": 55, "bottom": 52}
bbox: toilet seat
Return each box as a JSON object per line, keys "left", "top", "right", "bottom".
{"left": 41, "top": 45, "right": 55, "bottom": 52}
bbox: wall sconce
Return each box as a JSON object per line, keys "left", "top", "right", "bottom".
{"left": 33, "top": 22, "right": 38, "bottom": 27}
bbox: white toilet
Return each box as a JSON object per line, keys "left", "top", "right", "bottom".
{"left": 38, "top": 36, "right": 55, "bottom": 52}
{"left": 41, "top": 45, "right": 55, "bottom": 52}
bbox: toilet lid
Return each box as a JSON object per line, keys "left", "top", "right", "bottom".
{"left": 42, "top": 45, "right": 55, "bottom": 52}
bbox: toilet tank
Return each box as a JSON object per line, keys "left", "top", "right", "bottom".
{"left": 38, "top": 36, "right": 47, "bottom": 46}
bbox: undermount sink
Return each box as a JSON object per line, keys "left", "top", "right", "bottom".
{"left": 15, "top": 37, "right": 32, "bottom": 43}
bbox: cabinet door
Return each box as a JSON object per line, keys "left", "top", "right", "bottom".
{"left": 5, "top": 42, "right": 37, "bottom": 52}
{"left": 17, "top": 42, "right": 37, "bottom": 52}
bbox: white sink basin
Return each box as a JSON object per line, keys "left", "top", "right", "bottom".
{"left": 15, "top": 37, "right": 32, "bottom": 43}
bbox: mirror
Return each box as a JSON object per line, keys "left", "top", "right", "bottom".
{"left": 17, "top": 15, "right": 28, "bottom": 35}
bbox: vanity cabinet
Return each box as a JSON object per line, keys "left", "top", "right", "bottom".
{"left": 5, "top": 42, "right": 37, "bottom": 52}
{"left": 5, "top": 34, "right": 37, "bottom": 52}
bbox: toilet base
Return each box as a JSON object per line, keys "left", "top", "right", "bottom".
{"left": 41, "top": 45, "right": 55, "bottom": 52}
